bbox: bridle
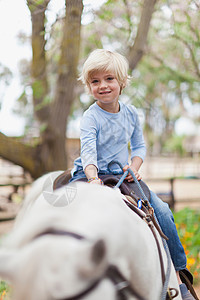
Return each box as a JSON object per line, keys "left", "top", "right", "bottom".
{"left": 35, "top": 228, "right": 146, "bottom": 300}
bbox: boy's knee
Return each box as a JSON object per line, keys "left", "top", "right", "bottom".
{"left": 150, "top": 191, "right": 174, "bottom": 219}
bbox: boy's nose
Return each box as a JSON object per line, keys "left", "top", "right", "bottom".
{"left": 99, "top": 80, "right": 108, "bottom": 89}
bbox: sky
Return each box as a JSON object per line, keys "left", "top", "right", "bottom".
{"left": 0, "top": 0, "right": 31, "bottom": 136}
{"left": 0, "top": 0, "right": 198, "bottom": 137}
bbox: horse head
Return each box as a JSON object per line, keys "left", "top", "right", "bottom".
{"left": 0, "top": 233, "right": 114, "bottom": 300}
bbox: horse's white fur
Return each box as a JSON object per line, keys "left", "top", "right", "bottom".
{"left": 0, "top": 174, "right": 182, "bottom": 300}
{"left": 14, "top": 170, "right": 64, "bottom": 227}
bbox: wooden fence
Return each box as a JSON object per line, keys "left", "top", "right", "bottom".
{"left": 145, "top": 177, "right": 200, "bottom": 211}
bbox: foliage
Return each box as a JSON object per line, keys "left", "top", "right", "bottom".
{"left": 1, "top": 0, "right": 200, "bottom": 178}
{"left": 10, "top": 0, "right": 200, "bottom": 155}
{"left": 163, "top": 134, "right": 186, "bottom": 156}
{"left": 0, "top": 63, "right": 12, "bottom": 110}
{"left": 174, "top": 208, "right": 200, "bottom": 284}
{"left": 81, "top": 0, "right": 200, "bottom": 154}
{"left": 0, "top": 281, "right": 9, "bottom": 300}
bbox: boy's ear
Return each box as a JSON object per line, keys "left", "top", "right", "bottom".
{"left": 120, "top": 85, "right": 124, "bottom": 95}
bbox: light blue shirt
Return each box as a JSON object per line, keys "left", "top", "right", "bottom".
{"left": 72, "top": 101, "right": 146, "bottom": 175}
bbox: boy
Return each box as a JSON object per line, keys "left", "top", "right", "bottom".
{"left": 70, "top": 49, "right": 194, "bottom": 300}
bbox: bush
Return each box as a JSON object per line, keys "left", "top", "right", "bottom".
{"left": 0, "top": 281, "right": 9, "bottom": 299}
{"left": 174, "top": 208, "right": 200, "bottom": 284}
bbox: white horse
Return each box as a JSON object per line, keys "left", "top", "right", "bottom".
{"left": 0, "top": 176, "right": 182, "bottom": 300}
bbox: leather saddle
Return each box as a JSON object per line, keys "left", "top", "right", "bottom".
{"left": 53, "top": 170, "right": 151, "bottom": 202}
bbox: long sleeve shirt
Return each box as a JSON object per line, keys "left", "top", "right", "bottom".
{"left": 71, "top": 101, "right": 146, "bottom": 175}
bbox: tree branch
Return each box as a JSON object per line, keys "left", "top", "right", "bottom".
{"left": 172, "top": 34, "right": 200, "bottom": 79}
{"left": 27, "top": 0, "right": 50, "bottom": 122}
{"left": 122, "top": 0, "right": 133, "bottom": 40}
{"left": 150, "top": 51, "right": 198, "bottom": 83}
{"left": 0, "top": 132, "right": 37, "bottom": 175}
{"left": 185, "top": 10, "right": 200, "bottom": 42}
{"left": 128, "top": 0, "right": 157, "bottom": 70}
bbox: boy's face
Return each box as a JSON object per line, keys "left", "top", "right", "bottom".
{"left": 88, "top": 70, "right": 121, "bottom": 108}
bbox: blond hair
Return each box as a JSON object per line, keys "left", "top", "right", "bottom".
{"left": 79, "top": 49, "right": 130, "bottom": 93}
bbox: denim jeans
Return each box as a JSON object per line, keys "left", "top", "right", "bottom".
{"left": 149, "top": 191, "right": 187, "bottom": 271}
{"left": 69, "top": 170, "right": 86, "bottom": 182}
{"left": 70, "top": 171, "right": 187, "bottom": 271}
{"left": 69, "top": 170, "right": 123, "bottom": 182}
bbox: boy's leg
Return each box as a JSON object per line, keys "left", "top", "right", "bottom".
{"left": 149, "top": 192, "right": 197, "bottom": 299}
{"left": 150, "top": 191, "right": 187, "bottom": 271}
{"left": 69, "top": 170, "right": 87, "bottom": 182}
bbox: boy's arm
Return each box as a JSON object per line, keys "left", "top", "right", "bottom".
{"left": 123, "top": 156, "right": 143, "bottom": 182}
{"left": 126, "top": 106, "right": 146, "bottom": 182}
{"left": 131, "top": 156, "right": 143, "bottom": 171}
{"left": 84, "top": 164, "right": 102, "bottom": 185}
{"left": 130, "top": 106, "right": 146, "bottom": 163}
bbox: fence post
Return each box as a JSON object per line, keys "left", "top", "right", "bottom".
{"left": 170, "top": 178, "right": 175, "bottom": 210}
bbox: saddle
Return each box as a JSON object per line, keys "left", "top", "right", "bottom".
{"left": 53, "top": 170, "right": 151, "bottom": 201}
{"left": 53, "top": 169, "right": 72, "bottom": 190}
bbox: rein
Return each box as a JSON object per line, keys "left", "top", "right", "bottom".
{"left": 107, "top": 160, "right": 178, "bottom": 300}
{"left": 35, "top": 229, "right": 145, "bottom": 300}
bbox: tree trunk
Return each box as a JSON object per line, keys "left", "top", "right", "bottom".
{"left": 40, "top": 0, "right": 83, "bottom": 173}
{"left": 0, "top": 0, "right": 156, "bottom": 179}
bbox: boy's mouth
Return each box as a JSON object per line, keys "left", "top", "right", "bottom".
{"left": 99, "top": 91, "right": 111, "bottom": 94}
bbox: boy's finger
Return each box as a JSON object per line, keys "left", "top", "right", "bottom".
{"left": 128, "top": 178, "right": 134, "bottom": 182}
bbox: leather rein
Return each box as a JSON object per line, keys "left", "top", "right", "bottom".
{"left": 35, "top": 228, "right": 145, "bottom": 300}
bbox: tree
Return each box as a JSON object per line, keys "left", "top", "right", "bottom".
{"left": 0, "top": 0, "right": 83, "bottom": 178}
{"left": 82, "top": 0, "right": 199, "bottom": 155}
{"left": 0, "top": 0, "right": 157, "bottom": 178}
{"left": 135, "top": 0, "right": 200, "bottom": 154}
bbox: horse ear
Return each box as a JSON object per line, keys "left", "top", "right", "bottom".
{"left": 0, "top": 250, "right": 18, "bottom": 282}
{"left": 79, "top": 239, "right": 107, "bottom": 278}
{"left": 91, "top": 239, "right": 106, "bottom": 264}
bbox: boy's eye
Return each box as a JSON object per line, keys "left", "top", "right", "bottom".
{"left": 107, "top": 77, "right": 114, "bottom": 80}
{"left": 91, "top": 79, "right": 98, "bottom": 84}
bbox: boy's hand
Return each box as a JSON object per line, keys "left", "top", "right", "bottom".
{"left": 89, "top": 179, "right": 102, "bottom": 185}
{"left": 123, "top": 165, "right": 142, "bottom": 182}
{"left": 88, "top": 177, "right": 103, "bottom": 185}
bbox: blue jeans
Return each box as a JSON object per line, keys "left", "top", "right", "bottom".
{"left": 69, "top": 170, "right": 86, "bottom": 182}
{"left": 70, "top": 171, "right": 187, "bottom": 271}
{"left": 69, "top": 170, "right": 123, "bottom": 182}
{"left": 149, "top": 191, "right": 187, "bottom": 271}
